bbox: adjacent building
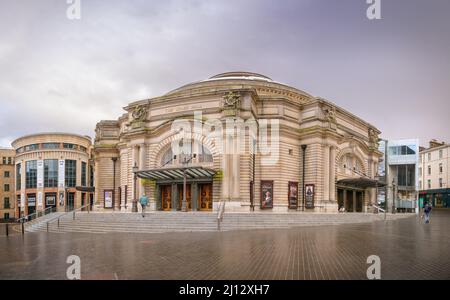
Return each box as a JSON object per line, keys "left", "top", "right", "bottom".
{"left": 378, "top": 139, "right": 419, "bottom": 213}
{"left": 94, "top": 72, "right": 382, "bottom": 213}
{"left": 11, "top": 133, "right": 94, "bottom": 217}
{"left": 0, "top": 148, "right": 15, "bottom": 221}
{"left": 419, "top": 140, "right": 450, "bottom": 209}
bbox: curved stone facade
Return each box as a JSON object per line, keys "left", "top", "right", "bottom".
{"left": 94, "top": 72, "right": 382, "bottom": 213}
{"left": 12, "top": 133, "right": 93, "bottom": 216}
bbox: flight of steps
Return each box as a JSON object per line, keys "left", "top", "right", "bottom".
{"left": 26, "top": 212, "right": 414, "bottom": 234}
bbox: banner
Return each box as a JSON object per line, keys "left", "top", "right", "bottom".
{"left": 37, "top": 160, "right": 44, "bottom": 188}
{"left": 58, "top": 160, "right": 65, "bottom": 188}
{"left": 288, "top": 182, "right": 298, "bottom": 209}
{"left": 37, "top": 192, "right": 43, "bottom": 207}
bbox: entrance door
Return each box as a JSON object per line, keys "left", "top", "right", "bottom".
{"left": 161, "top": 185, "right": 172, "bottom": 211}
{"left": 198, "top": 183, "right": 213, "bottom": 211}
{"left": 356, "top": 191, "right": 363, "bottom": 212}
{"left": 178, "top": 184, "right": 191, "bottom": 211}
{"left": 67, "top": 192, "right": 75, "bottom": 211}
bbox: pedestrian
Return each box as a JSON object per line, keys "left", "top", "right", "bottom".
{"left": 423, "top": 202, "right": 432, "bottom": 224}
{"left": 139, "top": 193, "right": 149, "bottom": 218}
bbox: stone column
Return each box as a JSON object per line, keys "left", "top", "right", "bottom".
{"left": 329, "top": 146, "right": 336, "bottom": 202}
{"left": 139, "top": 144, "right": 146, "bottom": 198}
{"left": 343, "top": 189, "right": 347, "bottom": 211}
{"left": 323, "top": 145, "right": 330, "bottom": 201}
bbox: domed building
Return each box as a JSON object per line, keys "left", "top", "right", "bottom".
{"left": 94, "top": 72, "right": 382, "bottom": 213}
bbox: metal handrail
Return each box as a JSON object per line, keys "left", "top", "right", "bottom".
{"left": 217, "top": 201, "right": 226, "bottom": 231}
{"left": 46, "top": 203, "right": 91, "bottom": 232}
{"left": 17, "top": 206, "right": 56, "bottom": 223}
{"left": 372, "top": 204, "right": 386, "bottom": 220}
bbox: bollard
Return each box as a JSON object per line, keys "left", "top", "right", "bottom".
{"left": 58, "top": 218, "right": 60, "bottom": 228}
{"left": 73, "top": 211, "right": 75, "bottom": 220}
{"left": 5, "top": 223, "right": 8, "bottom": 237}
{"left": 46, "top": 222, "right": 49, "bottom": 232}
{"left": 21, "top": 222, "right": 24, "bottom": 235}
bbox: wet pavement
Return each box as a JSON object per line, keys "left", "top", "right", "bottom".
{"left": 1, "top": 211, "right": 449, "bottom": 280}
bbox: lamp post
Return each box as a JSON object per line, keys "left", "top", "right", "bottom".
{"left": 392, "top": 178, "right": 396, "bottom": 214}
{"left": 181, "top": 153, "right": 196, "bottom": 212}
{"left": 301, "top": 144, "right": 308, "bottom": 211}
{"left": 132, "top": 163, "right": 138, "bottom": 213}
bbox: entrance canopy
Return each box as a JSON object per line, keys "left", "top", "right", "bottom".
{"left": 337, "top": 177, "right": 385, "bottom": 189}
{"left": 136, "top": 166, "right": 216, "bottom": 181}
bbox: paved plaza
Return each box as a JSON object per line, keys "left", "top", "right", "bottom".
{"left": 1, "top": 211, "right": 449, "bottom": 280}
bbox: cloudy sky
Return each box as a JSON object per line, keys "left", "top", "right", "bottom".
{"left": 0, "top": 0, "right": 449, "bottom": 147}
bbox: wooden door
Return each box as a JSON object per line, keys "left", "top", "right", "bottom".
{"left": 198, "top": 183, "right": 212, "bottom": 211}
{"left": 161, "top": 185, "right": 172, "bottom": 211}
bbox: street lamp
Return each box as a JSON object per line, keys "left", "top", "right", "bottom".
{"left": 132, "top": 163, "right": 138, "bottom": 213}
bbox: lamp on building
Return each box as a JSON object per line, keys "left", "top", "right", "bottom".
{"left": 132, "top": 163, "right": 138, "bottom": 213}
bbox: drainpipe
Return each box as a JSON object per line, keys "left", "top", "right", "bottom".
{"left": 112, "top": 157, "right": 117, "bottom": 211}
{"left": 301, "top": 145, "right": 308, "bottom": 211}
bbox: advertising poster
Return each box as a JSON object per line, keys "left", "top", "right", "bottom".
{"left": 305, "top": 184, "right": 315, "bottom": 209}
{"left": 104, "top": 190, "right": 113, "bottom": 208}
{"left": 288, "top": 182, "right": 298, "bottom": 209}
{"left": 260, "top": 181, "right": 273, "bottom": 209}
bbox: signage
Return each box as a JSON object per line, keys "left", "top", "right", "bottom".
{"left": 305, "top": 184, "right": 315, "bottom": 209}
{"left": 46, "top": 194, "right": 56, "bottom": 206}
{"left": 28, "top": 196, "right": 36, "bottom": 207}
{"left": 260, "top": 181, "right": 274, "bottom": 209}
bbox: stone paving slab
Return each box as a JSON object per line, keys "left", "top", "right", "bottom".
{"left": 0, "top": 211, "right": 449, "bottom": 280}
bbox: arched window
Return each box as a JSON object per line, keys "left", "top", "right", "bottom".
{"left": 161, "top": 148, "right": 173, "bottom": 167}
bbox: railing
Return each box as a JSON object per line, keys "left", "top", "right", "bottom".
{"left": 372, "top": 204, "right": 386, "bottom": 220}
{"left": 16, "top": 207, "right": 57, "bottom": 234}
{"left": 46, "top": 203, "right": 91, "bottom": 232}
{"left": 217, "top": 201, "right": 226, "bottom": 231}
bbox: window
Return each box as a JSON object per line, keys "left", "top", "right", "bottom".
{"left": 79, "top": 146, "right": 87, "bottom": 152}
{"left": 439, "top": 178, "right": 443, "bottom": 188}
{"left": 7, "top": 157, "right": 12, "bottom": 164}
{"left": 2, "top": 157, "right": 5, "bottom": 164}
{"left": 4, "top": 171, "right": 10, "bottom": 178}
{"left": 42, "top": 143, "right": 60, "bottom": 149}
{"left": 81, "top": 162, "right": 87, "bottom": 186}
{"left": 89, "top": 165, "right": 94, "bottom": 187}
{"left": 428, "top": 153, "right": 431, "bottom": 161}
{"left": 428, "top": 180, "right": 431, "bottom": 189}
{"left": 388, "top": 145, "right": 416, "bottom": 156}
{"left": 16, "top": 163, "right": 21, "bottom": 190}
{"left": 439, "top": 150, "right": 443, "bottom": 159}
{"left": 16, "top": 147, "right": 24, "bottom": 154}
{"left": 4, "top": 198, "right": 10, "bottom": 209}
{"left": 288, "top": 149, "right": 293, "bottom": 156}
{"left": 439, "top": 163, "right": 443, "bottom": 174}
{"left": 428, "top": 165, "right": 431, "bottom": 175}
{"left": 24, "top": 144, "right": 39, "bottom": 152}
{"left": 4, "top": 184, "right": 9, "bottom": 192}
{"left": 161, "top": 148, "right": 174, "bottom": 166}
{"left": 65, "top": 160, "right": 77, "bottom": 187}
{"left": 198, "top": 144, "right": 213, "bottom": 163}
{"left": 26, "top": 160, "right": 37, "bottom": 189}
{"left": 63, "top": 143, "right": 76, "bottom": 150}
{"left": 44, "top": 159, "right": 58, "bottom": 188}
{"left": 4, "top": 213, "right": 9, "bottom": 220}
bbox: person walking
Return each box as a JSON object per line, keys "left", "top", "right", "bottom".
{"left": 139, "top": 193, "right": 149, "bottom": 218}
{"left": 423, "top": 202, "right": 432, "bottom": 224}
